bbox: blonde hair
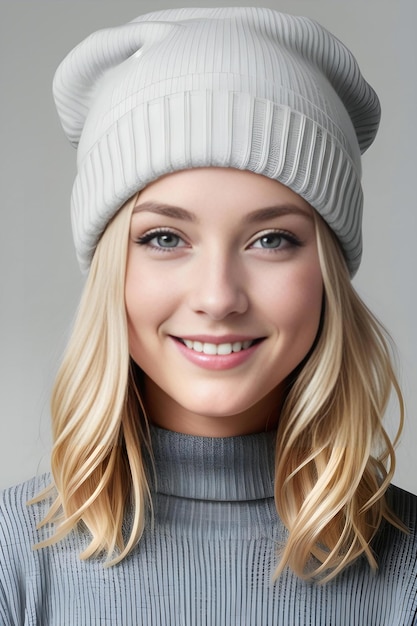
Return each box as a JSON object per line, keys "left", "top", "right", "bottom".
{"left": 274, "top": 213, "right": 404, "bottom": 581}
{"left": 33, "top": 193, "right": 152, "bottom": 563}
{"left": 33, "top": 197, "right": 405, "bottom": 579}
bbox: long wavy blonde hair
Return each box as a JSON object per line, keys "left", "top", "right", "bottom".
{"left": 32, "top": 193, "right": 405, "bottom": 581}
{"left": 274, "top": 211, "right": 404, "bottom": 581}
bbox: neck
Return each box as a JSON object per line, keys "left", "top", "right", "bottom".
{"left": 146, "top": 424, "right": 277, "bottom": 501}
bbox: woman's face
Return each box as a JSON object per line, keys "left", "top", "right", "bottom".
{"left": 125, "top": 168, "right": 323, "bottom": 436}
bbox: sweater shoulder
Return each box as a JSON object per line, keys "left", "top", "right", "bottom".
{"left": 0, "top": 473, "right": 53, "bottom": 553}
{"left": 376, "top": 483, "right": 417, "bottom": 575}
{"left": 387, "top": 482, "right": 417, "bottom": 530}
{"left": 0, "top": 472, "right": 52, "bottom": 504}
{"left": 0, "top": 474, "right": 54, "bottom": 623}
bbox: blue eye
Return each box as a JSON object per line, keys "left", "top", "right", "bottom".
{"left": 136, "top": 229, "right": 185, "bottom": 249}
{"left": 255, "top": 233, "right": 284, "bottom": 249}
{"left": 154, "top": 233, "right": 181, "bottom": 248}
{"left": 251, "top": 230, "right": 301, "bottom": 250}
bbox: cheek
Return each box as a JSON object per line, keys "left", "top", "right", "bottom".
{"left": 125, "top": 264, "right": 151, "bottom": 353}
{"left": 297, "top": 268, "right": 323, "bottom": 314}
{"left": 295, "top": 272, "right": 323, "bottom": 346}
{"left": 125, "top": 262, "right": 179, "bottom": 348}
{"left": 125, "top": 265, "right": 140, "bottom": 328}
{"left": 270, "top": 266, "right": 323, "bottom": 341}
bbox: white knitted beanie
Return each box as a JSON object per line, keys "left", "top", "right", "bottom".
{"left": 53, "top": 7, "right": 380, "bottom": 274}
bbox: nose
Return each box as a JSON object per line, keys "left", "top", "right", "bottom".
{"left": 189, "top": 251, "right": 249, "bottom": 320}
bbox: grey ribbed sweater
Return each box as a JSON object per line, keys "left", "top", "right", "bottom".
{"left": 1, "top": 426, "right": 416, "bottom": 625}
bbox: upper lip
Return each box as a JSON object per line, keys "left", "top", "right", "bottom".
{"left": 172, "top": 334, "right": 263, "bottom": 344}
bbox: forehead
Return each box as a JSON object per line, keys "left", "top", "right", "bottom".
{"left": 134, "top": 167, "right": 314, "bottom": 219}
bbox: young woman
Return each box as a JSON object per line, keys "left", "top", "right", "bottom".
{"left": 1, "top": 7, "right": 416, "bottom": 625}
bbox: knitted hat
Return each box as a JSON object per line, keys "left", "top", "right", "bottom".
{"left": 53, "top": 7, "right": 380, "bottom": 275}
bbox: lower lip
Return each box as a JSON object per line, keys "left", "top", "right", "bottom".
{"left": 172, "top": 338, "right": 263, "bottom": 371}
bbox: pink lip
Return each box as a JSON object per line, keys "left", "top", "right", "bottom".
{"left": 171, "top": 336, "right": 264, "bottom": 371}
{"left": 175, "top": 334, "right": 258, "bottom": 344}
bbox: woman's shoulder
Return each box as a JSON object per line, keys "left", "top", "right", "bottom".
{"left": 0, "top": 473, "right": 53, "bottom": 548}
{"left": 387, "top": 482, "right": 417, "bottom": 527}
{"left": 376, "top": 483, "right": 417, "bottom": 570}
{"left": 0, "top": 475, "right": 54, "bottom": 622}
{"left": 0, "top": 472, "right": 52, "bottom": 509}
{"left": 1, "top": 472, "right": 51, "bottom": 499}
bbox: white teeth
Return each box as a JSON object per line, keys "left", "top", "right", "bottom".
{"left": 203, "top": 343, "right": 217, "bottom": 355}
{"left": 217, "top": 343, "right": 232, "bottom": 355}
{"left": 182, "top": 339, "right": 254, "bottom": 355}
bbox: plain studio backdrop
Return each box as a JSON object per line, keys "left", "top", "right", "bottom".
{"left": 0, "top": 0, "right": 416, "bottom": 493}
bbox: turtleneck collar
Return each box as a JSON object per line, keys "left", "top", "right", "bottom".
{"left": 147, "top": 425, "right": 276, "bottom": 502}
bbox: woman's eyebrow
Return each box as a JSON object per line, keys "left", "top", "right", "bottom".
{"left": 132, "top": 201, "right": 197, "bottom": 222}
{"left": 243, "top": 205, "right": 313, "bottom": 223}
{"left": 132, "top": 201, "right": 312, "bottom": 223}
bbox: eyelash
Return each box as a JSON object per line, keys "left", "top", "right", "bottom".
{"left": 250, "top": 229, "right": 302, "bottom": 250}
{"left": 134, "top": 228, "right": 303, "bottom": 252}
{"left": 135, "top": 229, "right": 187, "bottom": 251}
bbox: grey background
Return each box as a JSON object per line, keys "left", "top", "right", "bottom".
{"left": 0, "top": 0, "right": 415, "bottom": 492}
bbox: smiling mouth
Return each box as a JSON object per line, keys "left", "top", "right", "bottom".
{"left": 176, "top": 338, "right": 263, "bottom": 355}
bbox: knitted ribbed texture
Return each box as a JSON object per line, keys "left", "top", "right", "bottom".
{"left": 53, "top": 7, "right": 381, "bottom": 274}
{"left": 1, "top": 426, "right": 416, "bottom": 625}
